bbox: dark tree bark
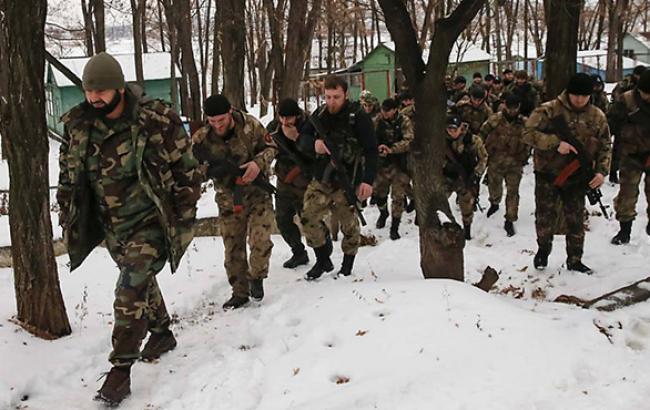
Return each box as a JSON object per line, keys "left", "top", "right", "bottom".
{"left": 211, "top": 0, "right": 222, "bottom": 95}
{"left": 221, "top": 0, "right": 246, "bottom": 109}
{"left": 140, "top": 0, "right": 148, "bottom": 54}
{"left": 93, "top": 0, "right": 106, "bottom": 53}
{"left": 605, "top": 0, "right": 628, "bottom": 82}
{"left": 544, "top": 0, "right": 583, "bottom": 100}
{"left": 0, "top": 0, "right": 72, "bottom": 338}
{"left": 131, "top": 0, "right": 146, "bottom": 86}
{"left": 81, "top": 0, "right": 95, "bottom": 55}
{"left": 378, "top": 0, "right": 486, "bottom": 281}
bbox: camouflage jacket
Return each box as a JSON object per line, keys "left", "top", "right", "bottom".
{"left": 610, "top": 89, "right": 650, "bottom": 160}
{"left": 192, "top": 110, "right": 277, "bottom": 209}
{"left": 480, "top": 112, "right": 530, "bottom": 167}
{"left": 443, "top": 131, "right": 488, "bottom": 183}
{"left": 400, "top": 104, "right": 416, "bottom": 121}
{"left": 591, "top": 91, "right": 609, "bottom": 113}
{"left": 453, "top": 100, "right": 493, "bottom": 135}
{"left": 57, "top": 86, "right": 201, "bottom": 272}
{"left": 374, "top": 113, "right": 414, "bottom": 170}
{"left": 611, "top": 77, "right": 636, "bottom": 103}
{"left": 523, "top": 91, "right": 611, "bottom": 177}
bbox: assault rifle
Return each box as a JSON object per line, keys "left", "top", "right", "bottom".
{"left": 550, "top": 115, "right": 609, "bottom": 219}
{"left": 308, "top": 113, "right": 367, "bottom": 226}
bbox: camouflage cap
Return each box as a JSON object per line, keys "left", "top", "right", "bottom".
{"left": 82, "top": 52, "right": 125, "bottom": 91}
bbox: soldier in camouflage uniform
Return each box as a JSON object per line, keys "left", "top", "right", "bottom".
{"left": 608, "top": 65, "right": 647, "bottom": 183}
{"left": 56, "top": 52, "right": 201, "bottom": 406}
{"left": 266, "top": 98, "right": 313, "bottom": 268}
{"left": 300, "top": 75, "right": 378, "bottom": 279}
{"left": 609, "top": 71, "right": 650, "bottom": 244}
{"left": 373, "top": 98, "right": 414, "bottom": 240}
{"left": 449, "top": 76, "right": 469, "bottom": 105}
{"left": 506, "top": 70, "right": 540, "bottom": 116}
{"left": 452, "top": 85, "right": 493, "bottom": 136}
{"left": 192, "top": 95, "right": 277, "bottom": 309}
{"left": 489, "top": 76, "right": 505, "bottom": 113}
{"left": 523, "top": 73, "right": 611, "bottom": 274}
{"left": 590, "top": 74, "right": 609, "bottom": 113}
{"left": 443, "top": 116, "right": 488, "bottom": 240}
{"left": 359, "top": 90, "right": 381, "bottom": 122}
{"left": 480, "top": 94, "right": 530, "bottom": 236}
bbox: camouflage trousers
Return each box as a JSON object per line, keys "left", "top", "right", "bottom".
{"left": 105, "top": 225, "right": 169, "bottom": 367}
{"left": 487, "top": 164, "right": 523, "bottom": 222}
{"left": 534, "top": 174, "right": 585, "bottom": 263}
{"left": 374, "top": 164, "right": 411, "bottom": 219}
{"left": 614, "top": 161, "right": 650, "bottom": 223}
{"left": 218, "top": 194, "right": 274, "bottom": 298}
{"left": 446, "top": 180, "right": 476, "bottom": 227}
{"left": 275, "top": 181, "right": 307, "bottom": 254}
{"left": 302, "top": 180, "right": 360, "bottom": 255}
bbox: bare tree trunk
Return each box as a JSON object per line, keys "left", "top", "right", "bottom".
{"left": 544, "top": 0, "right": 583, "bottom": 100}
{"left": 131, "top": 0, "right": 145, "bottom": 86}
{"left": 157, "top": 0, "right": 166, "bottom": 52}
{"left": 141, "top": 0, "right": 148, "bottom": 54}
{"left": 161, "top": 0, "right": 182, "bottom": 110}
{"left": 81, "top": 0, "right": 95, "bottom": 55}
{"left": 0, "top": 0, "right": 72, "bottom": 339}
{"left": 92, "top": 0, "right": 106, "bottom": 52}
{"left": 245, "top": 3, "right": 258, "bottom": 107}
{"left": 378, "top": 0, "right": 486, "bottom": 281}
{"left": 418, "top": 0, "right": 436, "bottom": 49}
{"left": 605, "top": 0, "right": 628, "bottom": 82}
{"left": 494, "top": 0, "right": 504, "bottom": 63}
{"left": 196, "top": 0, "right": 206, "bottom": 103}
{"left": 211, "top": 0, "right": 222, "bottom": 95}
{"left": 221, "top": 0, "right": 246, "bottom": 109}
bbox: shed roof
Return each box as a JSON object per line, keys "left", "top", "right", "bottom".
{"left": 50, "top": 52, "right": 181, "bottom": 88}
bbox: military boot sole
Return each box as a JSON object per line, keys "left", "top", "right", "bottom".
{"left": 304, "top": 261, "right": 334, "bottom": 281}
{"left": 94, "top": 391, "right": 131, "bottom": 408}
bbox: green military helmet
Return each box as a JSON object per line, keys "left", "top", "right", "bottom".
{"left": 82, "top": 52, "right": 126, "bottom": 91}
{"left": 359, "top": 89, "right": 378, "bottom": 105}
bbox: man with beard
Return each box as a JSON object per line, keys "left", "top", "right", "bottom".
{"left": 453, "top": 85, "right": 493, "bottom": 136}
{"left": 524, "top": 73, "right": 611, "bottom": 274}
{"left": 267, "top": 98, "right": 313, "bottom": 268}
{"left": 481, "top": 94, "right": 531, "bottom": 236}
{"left": 300, "top": 75, "right": 378, "bottom": 279}
{"left": 506, "top": 70, "right": 540, "bottom": 116}
{"left": 192, "top": 95, "right": 277, "bottom": 309}
{"left": 610, "top": 71, "right": 650, "bottom": 245}
{"left": 57, "top": 52, "right": 201, "bottom": 406}
{"left": 373, "top": 98, "right": 414, "bottom": 240}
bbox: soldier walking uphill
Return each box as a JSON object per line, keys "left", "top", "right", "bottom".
{"left": 481, "top": 94, "right": 530, "bottom": 236}
{"left": 57, "top": 52, "right": 201, "bottom": 406}
{"left": 523, "top": 73, "right": 611, "bottom": 274}
{"left": 609, "top": 71, "right": 650, "bottom": 245}
{"left": 452, "top": 85, "right": 493, "bottom": 136}
{"left": 443, "top": 116, "right": 488, "bottom": 240}
{"left": 300, "top": 75, "right": 378, "bottom": 280}
{"left": 192, "top": 95, "right": 277, "bottom": 310}
{"left": 374, "top": 98, "right": 414, "bottom": 240}
{"left": 267, "top": 98, "right": 313, "bottom": 268}
{"left": 608, "top": 65, "right": 647, "bottom": 183}
{"left": 506, "top": 70, "right": 540, "bottom": 117}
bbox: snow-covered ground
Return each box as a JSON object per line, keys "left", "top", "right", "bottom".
{"left": 2, "top": 155, "right": 650, "bottom": 409}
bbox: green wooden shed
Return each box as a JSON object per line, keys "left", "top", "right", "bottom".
{"left": 45, "top": 52, "right": 181, "bottom": 136}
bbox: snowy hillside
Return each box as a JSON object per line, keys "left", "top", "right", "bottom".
{"left": 1, "top": 160, "right": 650, "bottom": 409}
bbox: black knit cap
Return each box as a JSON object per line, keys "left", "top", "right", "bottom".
{"left": 204, "top": 94, "right": 231, "bottom": 116}
{"left": 278, "top": 98, "right": 301, "bottom": 117}
{"left": 633, "top": 65, "right": 647, "bottom": 76}
{"left": 470, "top": 85, "right": 486, "bottom": 99}
{"left": 566, "top": 73, "right": 594, "bottom": 96}
{"left": 454, "top": 76, "right": 467, "bottom": 84}
{"left": 504, "top": 93, "right": 521, "bottom": 108}
{"left": 638, "top": 71, "right": 650, "bottom": 93}
{"left": 381, "top": 98, "right": 399, "bottom": 110}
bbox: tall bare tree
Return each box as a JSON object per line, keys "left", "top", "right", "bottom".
{"left": 0, "top": 0, "right": 72, "bottom": 338}
{"left": 377, "top": 0, "right": 486, "bottom": 281}
{"left": 221, "top": 0, "right": 246, "bottom": 109}
{"left": 605, "top": 0, "right": 629, "bottom": 82}
{"left": 544, "top": 0, "right": 583, "bottom": 99}
{"left": 131, "top": 0, "right": 146, "bottom": 86}
{"left": 80, "top": 0, "right": 105, "bottom": 55}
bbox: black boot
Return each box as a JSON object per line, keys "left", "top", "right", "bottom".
{"left": 250, "top": 279, "right": 264, "bottom": 301}
{"left": 611, "top": 220, "right": 632, "bottom": 245}
{"left": 337, "top": 254, "right": 356, "bottom": 276}
{"left": 283, "top": 249, "right": 309, "bottom": 268}
{"left": 646, "top": 221, "right": 650, "bottom": 236}
{"left": 141, "top": 330, "right": 177, "bottom": 362}
{"left": 534, "top": 246, "right": 551, "bottom": 270}
{"left": 406, "top": 199, "right": 416, "bottom": 213}
{"left": 567, "top": 260, "right": 593, "bottom": 274}
{"left": 376, "top": 209, "right": 389, "bottom": 229}
{"left": 222, "top": 295, "right": 250, "bottom": 310}
{"left": 95, "top": 366, "right": 131, "bottom": 407}
{"left": 504, "top": 220, "right": 515, "bottom": 237}
{"left": 486, "top": 203, "right": 499, "bottom": 218}
{"left": 389, "top": 217, "right": 401, "bottom": 240}
{"left": 305, "top": 239, "right": 334, "bottom": 281}
{"left": 463, "top": 223, "right": 472, "bottom": 240}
